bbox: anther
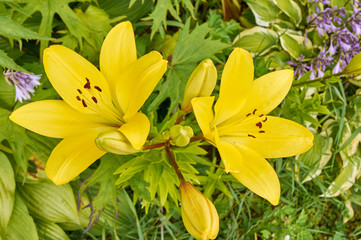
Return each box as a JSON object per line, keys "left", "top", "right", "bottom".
{"left": 259, "top": 130, "right": 265, "bottom": 133}
{"left": 82, "top": 99, "right": 87, "bottom": 107}
{"left": 77, "top": 89, "right": 82, "bottom": 94}
{"left": 76, "top": 96, "right": 81, "bottom": 101}
{"left": 248, "top": 134, "right": 256, "bottom": 138}
{"left": 94, "top": 86, "right": 102, "bottom": 92}
{"left": 259, "top": 114, "right": 264, "bottom": 117}
{"left": 256, "top": 122, "right": 262, "bottom": 128}
{"left": 262, "top": 117, "right": 268, "bottom": 122}
{"left": 253, "top": 109, "right": 257, "bottom": 114}
{"left": 91, "top": 96, "right": 98, "bottom": 103}
{"left": 246, "top": 113, "right": 251, "bottom": 117}
{"left": 84, "top": 78, "right": 91, "bottom": 89}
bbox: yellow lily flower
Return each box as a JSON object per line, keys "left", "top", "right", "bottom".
{"left": 191, "top": 48, "right": 313, "bottom": 205}
{"left": 10, "top": 21, "right": 167, "bottom": 185}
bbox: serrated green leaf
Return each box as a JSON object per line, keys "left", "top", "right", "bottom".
{"left": 0, "top": 15, "right": 52, "bottom": 41}
{"left": 0, "top": 49, "right": 26, "bottom": 72}
{"left": 0, "top": 152, "right": 15, "bottom": 237}
{"left": 99, "top": 0, "right": 152, "bottom": 22}
{"left": 233, "top": 26, "right": 278, "bottom": 55}
{"left": 0, "top": 76, "right": 15, "bottom": 109}
{"left": 4, "top": 193, "right": 38, "bottom": 240}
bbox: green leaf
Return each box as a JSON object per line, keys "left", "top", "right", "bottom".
{"left": 0, "top": 152, "right": 15, "bottom": 237}
{"left": 4, "top": 193, "right": 38, "bottom": 240}
{"left": 0, "top": 49, "right": 26, "bottom": 71}
{"left": 280, "top": 32, "right": 313, "bottom": 59}
{"left": 233, "top": 26, "right": 278, "bottom": 55}
{"left": 99, "top": 0, "right": 152, "bottom": 22}
{"left": 273, "top": 0, "right": 302, "bottom": 25}
{"left": 0, "top": 15, "right": 52, "bottom": 41}
{"left": 0, "top": 75, "right": 15, "bottom": 109}
{"left": 244, "top": 0, "right": 280, "bottom": 27}
{"left": 35, "top": 219, "right": 70, "bottom": 240}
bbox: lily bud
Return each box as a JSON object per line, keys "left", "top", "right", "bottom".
{"left": 169, "top": 125, "right": 194, "bottom": 147}
{"left": 181, "top": 59, "right": 217, "bottom": 113}
{"left": 95, "top": 130, "right": 140, "bottom": 155}
{"left": 179, "top": 181, "right": 219, "bottom": 240}
{"left": 344, "top": 52, "right": 361, "bottom": 75}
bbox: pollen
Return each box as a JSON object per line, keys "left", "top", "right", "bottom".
{"left": 84, "top": 78, "right": 91, "bottom": 89}
{"left": 262, "top": 117, "right": 268, "bottom": 122}
{"left": 91, "top": 96, "right": 98, "bottom": 103}
{"left": 82, "top": 99, "right": 87, "bottom": 107}
{"left": 248, "top": 134, "right": 256, "bottom": 138}
{"left": 76, "top": 96, "right": 81, "bottom": 101}
{"left": 253, "top": 109, "right": 257, "bottom": 114}
{"left": 94, "top": 86, "right": 102, "bottom": 92}
{"left": 256, "top": 122, "right": 262, "bottom": 128}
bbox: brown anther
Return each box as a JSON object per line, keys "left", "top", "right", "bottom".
{"left": 259, "top": 130, "right": 265, "bottom": 133}
{"left": 259, "top": 114, "right": 264, "bottom": 117}
{"left": 82, "top": 99, "right": 87, "bottom": 107}
{"left": 248, "top": 134, "right": 256, "bottom": 138}
{"left": 246, "top": 113, "right": 252, "bottom": 117}
{"left": 77, "top": 89, "right": 82, "bottom": 94}
{"left": 262, "top": 117, "right": 268, "bottom": 122}
{"left": 94, "top": 86, "right": 102, "bottom": 92}
{"left": 76, "top": 96, "right": 81, "bottom": 101}
{"left": 256, "top": 122, "right": 262, "bottom": 128}
{"left": 253, "top": 109, "right": 257, "bottom": 114}
{"left": 91, "top": 96, "right": 98, "bottom": 103}
{"left": 84, "top": 78, "right": 91, "bottom": 89}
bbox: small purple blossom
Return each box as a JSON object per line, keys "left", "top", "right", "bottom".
{"left": 4, "top": 70, "right": 41, "bottom": 103}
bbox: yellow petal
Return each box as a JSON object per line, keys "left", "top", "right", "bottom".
{"left": 45, "top": 127, "right": 112, "bottom": 185}
{"left": 230, "top": 144, "right": 280, "bottom": 205}
{"left": 219, "top": 116, "right": 314, "bottom": 158}
{"left": 115, "top": 51, "right": 167, "bottom": 119}
{"left": 214, "top": 48, "right": 253, "bottom": 125}
{"left": 9, "top": 100, "right": 112, "bottom": 138}
{"left": 191, "top": 97, "right": 215, "bottom": 141}
{"left": 100, "top": 21, "right": 137, "bottom": 97}
{"left": 118, "top": 112, "right": 150, "bottom": 149}
{"left": 43, "top": 45, "right": 119, "bottom": 123}
{"left": 230, "top": 70, "right": 293, "bottom": 122}
{"left": 216, "top": 139, "right": 243, "bottom": 173}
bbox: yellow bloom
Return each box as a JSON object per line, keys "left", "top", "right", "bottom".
{"left": 10, "top": 21, "right": 167, "bottom": 185}
{"left": 191, "top": 48, "right": 313, "bottom": 205}
{"left": 181, "top": 59, "right": 217, "bottom": 113}
{"left": 179, "top": 181, "right": 219, "bottom": 240}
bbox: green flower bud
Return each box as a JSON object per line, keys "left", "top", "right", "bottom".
{"left": 95, "top": 130, "right": 140, "bottom": 155}
{"left": 169, "top": 125, "right": 194, "bottom": 147}
{"left": 344, "top": 52, "right": 361, "bottom": 75}
{"left": 181, "top": 59, "right": 217, "bottom": 113}
{"left": 179, "top": 181, "right": 219, "bottom": 240}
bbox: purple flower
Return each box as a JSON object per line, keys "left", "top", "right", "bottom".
{"left": 4, "top": 70, "right": 41, "bottom": 103}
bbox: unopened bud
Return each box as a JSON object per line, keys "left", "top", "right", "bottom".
{"left": 169, "top": 125, "right": 194, "bottom": 147}
{"left": 181, "top": 59, "right": 217, "bottom": 113}
{"left": 95, "top": 130, "right": 140, "bottom": 155}
{"left": 344, "top": 52, "right": 361, "bottom": 75}
{"left": 179, "top": 181, "right": 219, "bottom": 240}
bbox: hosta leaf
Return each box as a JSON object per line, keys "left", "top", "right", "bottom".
{"left": 4, "top": 193, "right": 38, "bottom": 240}
{"left": 35, "top": 219, "right": 70, "bottom": 240}
{"left": 233, "top": 26, "right": 278, "bottom": 55}
{"left": 272, "top": 0, "right": 302, "bottom": 25}
{"left": 280, "top": 31, "right": 313, "bottom": 59}
{"left": 0, "top": 152, "right": 15, "bottom": 237}
{"left": 244, "top": 0, "right": 280, "bottom": 27}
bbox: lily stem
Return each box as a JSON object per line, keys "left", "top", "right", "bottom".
{"left": 165, "top": 144, "right": 185, "bottom": 183}
{"left": 292, "top": 72, "right": 344, "bottom": 87}
{"left": 174, "top": 111, "right": 186, "bottom": 125}
{"left": 189, "top": 134, "right": 204, "bottom": 143}
{"left": 142, "top": 142, "right": 167, "bottom": 150}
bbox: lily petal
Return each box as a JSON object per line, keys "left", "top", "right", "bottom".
{"left": 220, "top": 116, "right": 314, "bottom": 158}
{"left": 116, "top": 51, "right": 167, "bottom": 119}
{"left": 9, "top": 100, "right": 113, "bottom": 138}
{"left": 43, "top": 45, "right": 118, "bottom": 122}
{"left": 100, "top": 21, "right": 137, "bottom": 98}
{"left": 214, "top": 48, "right": 253, "bottom": 125}
{"left": 191, "top": 97, "right": 215, "bottom": 141}
{"left": 217, "top": 139, "right": 243, "bottom": 173}
{"left": 45, "top": 127, "right": 112, "bottom": 185}
{"left": 230, "top": 144, "right": 280, "bottom": 205}
{"left": 233, "top": 69, "right": 294, "bottom": 121}
{"left": 118, "top": 112, "right": 150, "bottom": 149}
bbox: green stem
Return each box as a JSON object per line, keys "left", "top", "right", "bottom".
{"left": 189, "top": 134, "right": 204, "bottom": 143}
{"left": 142, "top": 142, "right": 167, "bottom": 150}
{"left": 0, "top": 144, "right": 12, "bottom": 154}
{"left": 292, "top": 72, "right": 344, "bottom": 87}
{"left": 174, "top": 111, "right": 186, "bottom": 125}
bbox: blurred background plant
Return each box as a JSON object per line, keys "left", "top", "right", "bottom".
{"left": 1, "top": 0, "right": 361, "bottom": 239}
